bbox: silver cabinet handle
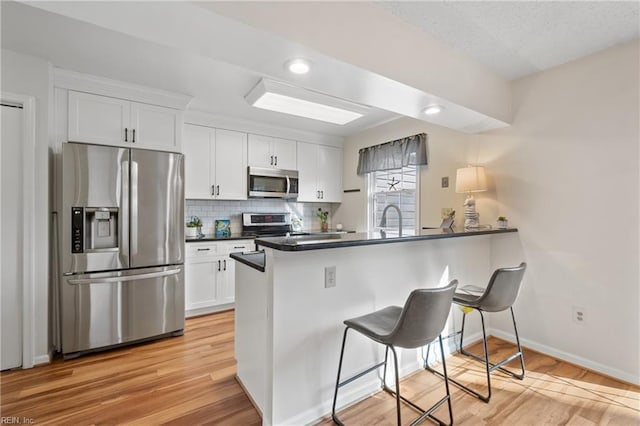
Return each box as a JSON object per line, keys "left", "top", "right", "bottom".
{"left": 211, "top": 185, "right": 215, "bottom": 196}
{"left": 317, "top": 190, "right": 320, "bottom": 199}
{"left": 218, "top": 260, "right": 221, "bottom": 272}
{"left": 321, "top": 190, "right": 324, "bottom": 199}
{"left": 216, "top": 185, "right": 220, "bottom": 196}
{"left": 69, "top": 268, "right": 181, "bottom": 285}
{"left": 223, "top": 259, "right": 227, "bottom": 271}
{"left": 274, "top": 156, "right": 278, "bottom": 166}
{"left": 270, "top": 155, "right": 274, "bottom": 165}
{"left": 124, "top": 128, "right": 128, "bottom": 142}
{"left": 132, "top": 128, "right": 136, "bottom": 143}
{"left": 233, "top": 246, "right": 244, "bottom": 249}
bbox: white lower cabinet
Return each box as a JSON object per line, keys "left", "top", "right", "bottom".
{"left": 185, "top": 240, "right": 253, "bottom": 317}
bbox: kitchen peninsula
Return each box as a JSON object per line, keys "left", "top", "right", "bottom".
{"left": 231, "top": 228, "right": 523, "bottom": 425}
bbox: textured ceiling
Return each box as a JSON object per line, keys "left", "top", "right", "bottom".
{"left": 378, "top": 1, "right": 640, "bottom": 80}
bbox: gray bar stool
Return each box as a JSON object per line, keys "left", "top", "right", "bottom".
{"left": 332, "top": 280, "right": 458, "bottom": 426}
{"left": 426, "top": 262, "right": 526, "bottom": 403}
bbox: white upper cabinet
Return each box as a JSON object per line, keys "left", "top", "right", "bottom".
{"left": 248, "top": 134, "right": 296, "bottom": 170}
{"left": 130, "top": 102, "right": 181, "bottom": 152}
{"left": 214, "top": 128, "right": 248, "bottom": 200}
{"left": 68, "top": 91, "right": 129, "bottom": 146}
{"left": 297, "top": 142, "right": 343, "bottom": 203}
{"left": 183, "top": 124, "right": 247, "bottom": 200}
{"left": 68, "top": 91, "right": 182, "bottom": 152}
{"left": 183, "top": 124, "right": 212, "bottom": 199}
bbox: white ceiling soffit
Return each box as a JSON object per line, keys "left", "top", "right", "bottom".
{"left": 18, "top": 1, "right": 510, "bottom": 134}
{"left": 378, "top": 1, "right": 640, "bottom": 80}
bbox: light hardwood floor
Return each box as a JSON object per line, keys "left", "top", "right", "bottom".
{"left": 1, "top": 310, "right": 638, "bottom": 425}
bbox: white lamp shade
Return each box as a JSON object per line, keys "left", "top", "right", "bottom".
{"left": 456, "top": 166, "right": 488, "bottom": 193}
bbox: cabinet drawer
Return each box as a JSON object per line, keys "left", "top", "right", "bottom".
{"left": 218, "top": 240, "right": 255, "bottom": 255}
{"left": 186, "top": 243, "right": 219, "bottom": 258}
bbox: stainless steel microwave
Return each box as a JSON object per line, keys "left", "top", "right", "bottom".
{"left": 248, "top": 167, "right": 299, "bottom": 199}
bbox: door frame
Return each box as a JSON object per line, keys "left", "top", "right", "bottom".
{"left": 1, "top": 92, "right": 36, "bottom": 369}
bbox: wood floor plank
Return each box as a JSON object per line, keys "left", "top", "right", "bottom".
{"left": 1, "top": 310, "right": 638, "bottom": 425}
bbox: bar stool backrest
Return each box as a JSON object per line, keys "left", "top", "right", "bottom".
{"left": 476, "top": 262, "right": 527, "bottom": 312}
{"left": 388, "top": 280, "right": 458, "bottom": 349}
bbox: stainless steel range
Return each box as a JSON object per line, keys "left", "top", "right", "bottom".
{"left": 241, "top": 212, "right": 306, "bottom": 238}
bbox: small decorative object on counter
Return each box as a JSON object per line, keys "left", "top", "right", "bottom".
{"left": 317, "top": 208, "right": 329, "bottom": 232}
{"left": 291, "top": 216, "right": 303, "bottom": 232}
{"left": 496, "top": 216, "right": 508, "bottom": 229}
{"left": 336, "top": 223, "right": 343, "bottom": 231}
{"left": 186, "top": 216, "right": 203, "bottom": 238}
{"left": 440, "top": 209, "right": 455, "bottom": 229}
{"left": 215, "top": 219, "right": 231, "bottom": 237}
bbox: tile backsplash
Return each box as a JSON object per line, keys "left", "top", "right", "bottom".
{"left": 186, "top": 199, "right": 338, "bottom": 235}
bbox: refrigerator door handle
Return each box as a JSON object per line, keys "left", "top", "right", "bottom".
{"left": 121, "top": 159, "right": 130, "bottom": 263}
{"left": 68, "top": 268, "right": 182, "bottom": 285}
{"left": 130, "top": 160, "right": 139, "bottom": 256}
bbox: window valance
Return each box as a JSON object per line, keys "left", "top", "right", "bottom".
{"left": 356, "top": 133, "right": 428, "bottom": 175}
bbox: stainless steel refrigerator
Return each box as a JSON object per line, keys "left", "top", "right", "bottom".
{"left": 59, "top": 142, "right": 185, "bottom": 357}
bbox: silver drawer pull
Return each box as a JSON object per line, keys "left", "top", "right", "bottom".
{"left": 197, "top": 248, "right": 211, "bottom": 251}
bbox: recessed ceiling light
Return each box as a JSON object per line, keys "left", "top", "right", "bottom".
{"left": 423, "top": 105, "right": 444, "bottom": 115}
{"left": 245, "top": 79, "right": 369, "bottom": 125}
{"left": 285, "top": 58, "right": 311, "bottom": 75}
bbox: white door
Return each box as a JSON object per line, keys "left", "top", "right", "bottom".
{"left": 130, "top": 102, "right": 181, "bottom": 152}
{"left": 68, "top": 91, "right": 130, "bottom": 147}
{"left": 183, "top": 124, "right": 213, "bottom": 199}
{"left": 214, "top": 129, "right": 247, "bottom": 200}
{"left": 247, "top": 134, "right": 273, "bottom": 168}
{"left": 318, "top": 145, "right": 343, "bottom": 203}
{"left": 271, "top": 137, "right": 297, "bottom": 170}
{"left": 296, "top": 141, "right": 319, "bottom": 202}
{"left": 1, "top": 104, "right": 23, "bottom": 370}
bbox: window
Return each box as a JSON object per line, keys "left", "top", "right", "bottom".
{"left": 368, "top": 165, "right": 418, "bottom": 236}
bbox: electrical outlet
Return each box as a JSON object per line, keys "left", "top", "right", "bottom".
{"left": 325, "top": 266, "right": 336, "bottom": 288}
{"left": 573, "top": 306, "right": 586, "bottom": 324}
{"left": 441, "top": 176, "right": 449, "bottom": 188}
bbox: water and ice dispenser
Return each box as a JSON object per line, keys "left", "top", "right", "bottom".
{"left": 71, "top": 207, "right": 118, "bottom": 253}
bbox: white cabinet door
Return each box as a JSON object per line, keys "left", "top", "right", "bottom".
{"left": 68, "top": 91, "right": 130, "bottom": 147}
{"left": 248, "top": 134, "right": 296, "bottom": 170}
{"left": 296, "top": 142, "right": 343, "bottom": 202}
{"left": 130, "top": 102, "right": 181, "bottom": 152}
{"left": 318, "top": 145, "right": 343, "bottom": 203}
{"left": 248, "top": 134, "right": 272, "bottom": 168}
{"left": 214, "top": 129, "right": 247, "bottom": 200}
{"left": 183, "top": 124, "right": 213, "bottom": 199}
{"left": 296, "top": 141, "right": 320, "bottom": 202}
{"left": 219, "top": 258, "right": 236, "bottom": 304}
{"left": 185, "top": 257, "right": 219, "bottom": 312}
{"left": 271, "top": 137, "right": 297, "bottom": 170}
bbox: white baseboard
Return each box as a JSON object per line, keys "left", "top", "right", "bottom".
{"left": 490, "top": 329, "right": 640, "bottom": 386}
{"left": 33, "top": 353, "right": 51, "bottom": 366}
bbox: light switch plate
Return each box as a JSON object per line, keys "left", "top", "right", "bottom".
{"left": 441, "top": 177, "right": 449, "bottom": 188}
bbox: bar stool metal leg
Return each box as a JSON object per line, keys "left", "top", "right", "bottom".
{"left": 432, "top": 308, "right": 525, "bottom": 403}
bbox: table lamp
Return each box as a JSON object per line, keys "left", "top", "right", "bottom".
{"left": 456, "top": 165, "right": 488, "bottom": 228}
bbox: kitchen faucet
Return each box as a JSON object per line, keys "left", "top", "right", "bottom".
{"left": 379, "top": 204, "right": 402, "bottom": 237}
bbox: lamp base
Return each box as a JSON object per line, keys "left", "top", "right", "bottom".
{"left": 463, "top": 194, "right": 480, "bottom": 229}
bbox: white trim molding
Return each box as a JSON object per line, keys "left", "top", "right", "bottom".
{"left": 1, "top": 91, "right": 37, "bottom": 369}
{"left": 53, "top": 68, "right": 193, "bottom": 110}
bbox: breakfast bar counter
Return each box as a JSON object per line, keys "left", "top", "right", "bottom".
{"left": 233, "top": 227, "right": 524, "bottom": 425}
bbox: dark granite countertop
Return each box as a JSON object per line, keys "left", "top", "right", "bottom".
{"left": 230, "top": 251, "right": 266, "bottom": 272}
{"left": 185, "top": 234, "right": 254, "bottom": 243}
{"left": 255, "top": 227, "right": 518, "bottom": 252}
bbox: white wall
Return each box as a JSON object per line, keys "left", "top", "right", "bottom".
{"left": 337, "top": 40, "right": 640, "bottom": 384}
{"left": 478, "top": 40, "right": 640, "bottom": 384}
{"left": 335, "top": 117, "right": 472, "bottom": 232}
{"left": 1, "top": 49, "right": 51, "bottom": 364}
